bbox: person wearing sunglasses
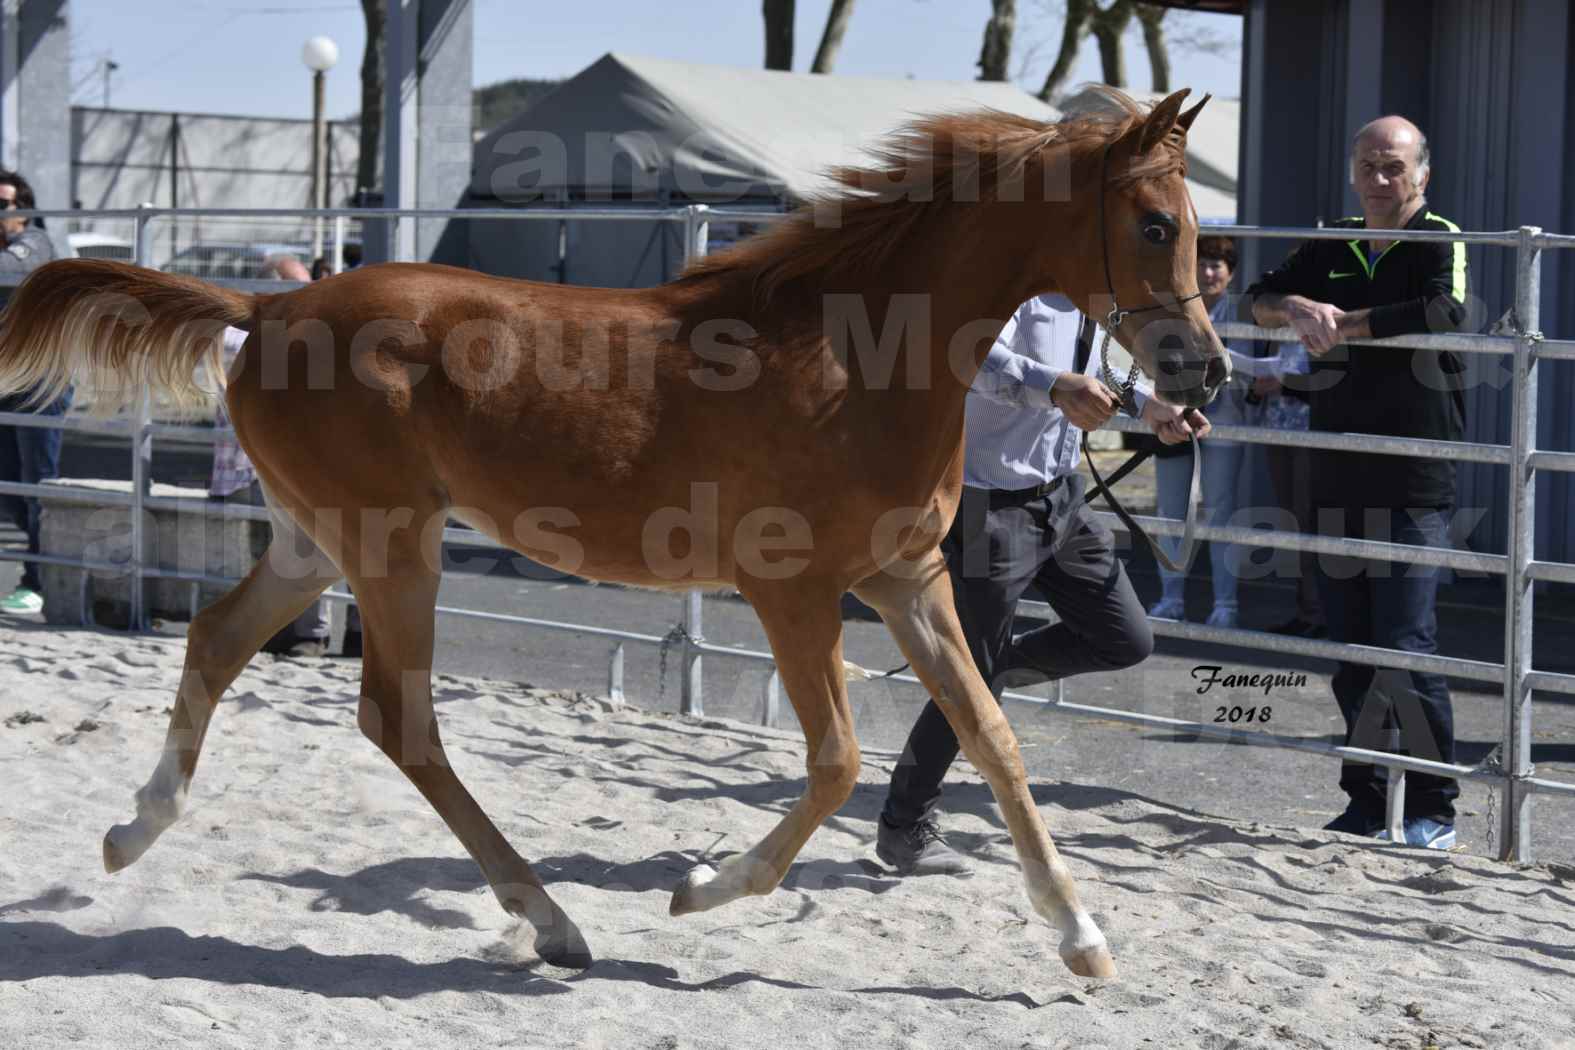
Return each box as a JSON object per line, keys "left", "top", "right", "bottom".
{"left": 0, "top": 168, "right": 68, "bottom": 616}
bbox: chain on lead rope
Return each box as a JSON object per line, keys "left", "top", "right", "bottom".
{"left": 655, "top": 622, "right": 691, "bottom": 707}
{"left": 1473, "top": 743, "right": 1507, "bottom": 856}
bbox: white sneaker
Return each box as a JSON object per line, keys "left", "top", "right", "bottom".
{"left": 0, "top": 587, "right": 43, "bottom": 614}
{"left": 1205, "top": 605, "right": 1239, "bottom": 628}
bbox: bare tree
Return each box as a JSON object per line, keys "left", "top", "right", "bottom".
{"left": 810, "top": 0, "right": 858, "bottom": 73}
{"left": 1030, "top": 0, "right": 1235, "bottom": 101}
{"left": 357, "top": 0, "right": 385, "bottom": 198}
{"left": 764, "top": 0, "right": 795, "bottom": 70}
{"left": 977, "top": 0, "right": 1016, "bottom": 82}
{"left": 1088, "top": 0, "right": 1135, "bottom": 88}
{"left": 1135, "top": 3, "right": 1169, "bottom": 92}
{"left": 1036, "top": 0, "right": 1091, "bottom": 101}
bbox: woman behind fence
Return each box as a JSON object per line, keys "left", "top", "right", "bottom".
{"left": 1147, "top": 235, "right": 1258, "bottom": 627}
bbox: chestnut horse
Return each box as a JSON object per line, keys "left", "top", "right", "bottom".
{"left": 0, "top": 88, "right": 1224, "bottom": 978}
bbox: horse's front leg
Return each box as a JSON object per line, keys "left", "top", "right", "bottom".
{"left": 853, "top": 552, "right": 1116, "bottom": 979}
{"left": 669, "top": 578, "right": 860, "bottom": 915}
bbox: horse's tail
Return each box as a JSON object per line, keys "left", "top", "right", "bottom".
{"left": 0, "top": 258, "right": 256, "bottom": 415}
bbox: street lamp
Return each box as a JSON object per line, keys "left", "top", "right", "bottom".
{"left": 302, "top": 35, "right": 339, "bottom": 267}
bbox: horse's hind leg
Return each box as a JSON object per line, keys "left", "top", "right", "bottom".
{"left": 670, "top": 580, "right": 860, "bottom": 915}
{"left": 853, "top": 552, "right": 1115, "bottom": 979}
{"left": 347, "top": 529, "right": 590, "bottom": 968}
{"left": 103, "top": 512, "right": 338, "bottom": 872}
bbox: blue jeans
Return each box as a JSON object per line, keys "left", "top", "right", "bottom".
{"left": 0, "top": 389, "right": 72, "bottom": 592}
{"left": 1154, "top": 438, "right": 1246, "bottom": 611}
{"left": 1316, "top": 507, "right": 1457, "bottom": 824}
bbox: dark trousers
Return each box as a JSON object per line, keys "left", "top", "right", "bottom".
{"left": 1317, "top": 507, "right": 1457, "bottom": 824}
{"left": 0, "top": 389, "right": 71, "bottom": 593}
{"left": 884, "top": 476, "right": 1154, "bottom": 827}
{"left": 1265, "top": 443, "right": 1324, "bottom": 625}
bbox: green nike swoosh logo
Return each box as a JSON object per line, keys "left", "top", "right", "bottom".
{"left": 1328, "top": 270, "right": 1359, "bottom": 279}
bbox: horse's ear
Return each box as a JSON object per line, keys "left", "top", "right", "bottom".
{"left": 1177, "top": 93, "right": 1212, "bottom": 134}
{"left": 1138, "top": 89, "right": 1191, "bottom": 154}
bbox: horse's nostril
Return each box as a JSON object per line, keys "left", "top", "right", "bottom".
{"left": 1158, "top": 354, "right": 1185, "bottom": 378}
{"left": 1204, "top": 355, "right": 1228, "bottom": 387}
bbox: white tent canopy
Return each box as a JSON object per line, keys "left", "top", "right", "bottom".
{"left": 473, "top": 53, "right": 1237, "bottom": 216}
{"left": 467, "top": 54, "right": 1238, "bottom": 288}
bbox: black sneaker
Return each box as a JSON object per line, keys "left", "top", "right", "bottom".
{"left": 1322, "top": 806, "right": 1383, "bottom": 837}
{"left": 875, "top": 816, "right": 973, "bottom": 876}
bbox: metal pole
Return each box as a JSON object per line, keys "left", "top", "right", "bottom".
{"left": 332, "top": 215, "right": 346, "bottom": 274}
{"left": 608, "top": 643, "right": 625, "bottom": 706}
{"left": 1384, "top": 727, "right": 1405, "bottom": 843}
{"left": 1500, "top": 225, "right": 1541, "bottom": 861}
{"left": 311, "top": 68, "right": 326, "bottom": 264}
{"left": 678, "top": 205, "right": 710, "bottom": 719}
{"left": 763, "top": 669, "right": 781, "bottom": 728}
{"left": 129, "top": 204, "right": 156, "bottom": 631}
{"left": 681, "top": 591, "right": 704, "bottom": 717}
{"left": 683, "top": 203, "right": 710, "bottom": 264}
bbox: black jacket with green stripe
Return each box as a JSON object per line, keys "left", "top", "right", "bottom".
{"left": 1244, "top": 208, "right": 1469, "bottom": 513}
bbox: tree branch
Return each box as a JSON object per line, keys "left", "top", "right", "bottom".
{"left": 764, "top": 0, "right": 795, "bottom": 71}
{"left": 1088, "top": 0, "right": 1134, "bottom": 89}
{"left": 977, "top": 0, "right": 1016, "bottom": 82}
{"left": 1037, "top": 0, "right": 1092, "bottom": 102}
{"left": 810, "top": 0, "right": 857, "bottom": 74}
{"left": 1136, "top": 3, "right": 1169, "bottom": 92}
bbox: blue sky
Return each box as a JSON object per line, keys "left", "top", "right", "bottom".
{"left": 71, "top": 1, "right": 1244, "bottom": 122}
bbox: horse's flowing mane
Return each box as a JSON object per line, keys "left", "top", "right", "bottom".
{"left": 680, "top": 85, "right": 1186, "bottom": 303}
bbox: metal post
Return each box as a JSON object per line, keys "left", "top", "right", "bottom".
{"left": 332, "top": 215, "right": 347, "bottom": 274}
{"left": 1500, "top": 225, "right": 1541, "bottom": 861}
{"left": 1384, "top": 727, "right": 1406, "bottom": 843}
{"left": 682, "top": 203, "right": 711, "bottom": 264}
{"left": 608, "top": 642, "right": 625, "bottom": 706}
{"left": 129, "top": 204, "right": 156, "bottom": 631}
{"left": 311, "top": 68, "right": 327, "bottom": 264}
{"left": 678, "top": 205, "right": 710, "bottom": 719}
{"left": 763, "top": 669, "right": 781, "bottom": 728}
{"left": 680, "top": 591, "right": 704, "bottom": 717}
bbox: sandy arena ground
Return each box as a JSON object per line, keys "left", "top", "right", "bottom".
{"left": 2, "top": 622, "right": 1574, "bottom": 1050}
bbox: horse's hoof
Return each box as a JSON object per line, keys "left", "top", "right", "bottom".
{"left": 534, "top": 918, "right": 593, "bottom": 969}
{"left": 1061, "top": 943, "right": 1117, "bottom": 979}
{"left": 669, "top": 864, "right": 719, "bottom": 916}
{"left": 102, "top": 824, "right": 142, "bottom": 874}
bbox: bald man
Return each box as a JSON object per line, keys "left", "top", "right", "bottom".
{"left": 1244, "top": 116, "right": 1468, "bottom": 850}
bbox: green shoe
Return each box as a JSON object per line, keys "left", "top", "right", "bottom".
{"left": 0, "top": 587, "right": 43, "bottom": 614}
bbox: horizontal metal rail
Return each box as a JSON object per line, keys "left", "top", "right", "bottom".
{"left": 1101, "top": 412, "right": 1511, "bottom": 464}
{"left": 319, "top": 588, "right": 671, "bottom": 647}
{"left": 1539, "top": 339, "right": 1575, "bottom": 363}
{"left": 1201, "top": 222, "right": 1524, "bottom": 247}
{"left": 1212, "top": 320, "right": 1518, "bottom": 356}
{"left": 1526, "top": 561, "right": 1575, "bottom": 586}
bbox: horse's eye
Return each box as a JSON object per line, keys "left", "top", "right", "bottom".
{"left": 1143, "top": 223, "right": 1170, "bottom": 244}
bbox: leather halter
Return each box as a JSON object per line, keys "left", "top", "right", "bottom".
{"left": 1079, "top": 140, "right": 1207, "bottom": 579}
{"left": 1093, "top": 141, "right": 1205, "bottom": 414}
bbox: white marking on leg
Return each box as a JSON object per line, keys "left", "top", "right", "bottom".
{"left": 104, "top": 744, "right": 191, "bottom": 871}
{"left": 1024, "top": 861, "right": 1108, "bottom": 962}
